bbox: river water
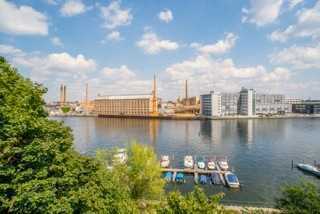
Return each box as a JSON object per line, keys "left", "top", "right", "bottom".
{"left": 53, "top": 117, "right": 320, "bottom": 206}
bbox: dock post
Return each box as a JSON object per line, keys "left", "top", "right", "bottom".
{"left": 291, "top": 160, "right": 294, "bottom": 169}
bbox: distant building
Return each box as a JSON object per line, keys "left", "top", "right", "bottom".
{"left": 200, "top": 94, "right": 212, "bottom": 116}
{"left": 238, "top": 87, "right": 256, "bottom": 116}
{"left": 221, "top": 93, "right": 239, "bottom": 116}
{"left": 211, "top": 92, "right": 222, "bottom": 117}
{"left": 255, "top": 94, "right": 290, "bottom": 115}
{"left": 94, "top": 76, "right": 159, "bottom": 117}
{"left": 292, "top": 100, "right": 320, "bottom": 114}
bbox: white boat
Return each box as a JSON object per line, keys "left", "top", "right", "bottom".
{"left": 218, "top": 159, "right": 229, "bottom": 171}
{"left": 297, "top": 163, "right": 320, "bottom": 177}
{"left": 160, "top": 155, "right": 170, "bottom": 168}
{"left": 224, "top": 172, "right": 240, "bottom": 188}
{"left": 207, "top": 159, "right": 216, "bottom": 170}
{"left": 197, "top": 157, "right": 205, "bottom": 169}
{"left": 184, "top": 155, "right": 194, "bottom": 168}
{"left": 113, "top": 148, "right": 127, "bottom": 164}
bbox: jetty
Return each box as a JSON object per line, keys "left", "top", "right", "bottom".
{"left": 161, "top": 160, "right": 227, "bottom": 186}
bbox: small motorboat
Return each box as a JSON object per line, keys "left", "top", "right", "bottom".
{"left": 160, "top": 155, "right": 170, "bottom": 168}
{"left": 175, "top": 172, "right": 185, "bottom": 183}
{"left": 297, "top": 163, "right": 320, "bottom": 177}
{"left": 210, "top": 172, "right": 221, "bottom": 185}
{"left": 113, "top": 148, "right": 127, "bottom": 164}
{"left": 224, "top": 172, "right": 240, "bottom": 188}
{"left": 207, "top": 158, "right": 216, "bottom": 170}
{"left": 199, "top": 175, "right": 207, "bottom": 184}
{"left": 184, "top": 155, "right": 194, "bottom": 168}
{"left": 164, "top": 172, "right": 172, "bottom": 182}
{"left": 197, "top": 157, "right": 206, "bottom": 169}
{"left": 218, "top": 159, "right": 229, "bottom": 171}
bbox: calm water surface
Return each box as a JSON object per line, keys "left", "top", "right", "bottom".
{"left": 53, "top": 117, "right": 320, "bottom": 206}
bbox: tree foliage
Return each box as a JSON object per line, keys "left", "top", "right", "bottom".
{"left": 276, "top": 181, "right": 320, "bottom": 214}
{"left": 158, "top": 187, "right": 226, "bottom": 214}
{"left": 0, "top": 56, "right": 137, "bottom": 213}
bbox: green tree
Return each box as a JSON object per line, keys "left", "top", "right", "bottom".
{"left": 158, "top": 187, "right": 226, "bottom": 214}
{"left": 61, "top": 106, "right": 71, "bottom": 113}
{"left": 276, "top": 181, "right": 320, "bottom": 214}
{"left": 96, "top": 142, "right": 165, "bottom": 201}
{"left": 0, "top": 56, "right": 137, "bottom": 213}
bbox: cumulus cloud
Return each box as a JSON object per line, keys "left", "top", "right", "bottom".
{"left": 158, "top": 9, "right": 173, "bottom": 23}
{"left": 191, "top": 33, "right": 237, "bottom": 55}
{"left": 270, "top": 1, "right": 320, "bottom": 42}
{"left": 242, "top": 0, "right": 283, "bottom": 26}
{"left": 162, "top": 55, "right": 292, "bottom": 98}
{"left": 136, "top": 31, "right": 179, "bottom": 54}
{"left": 270, "top": 44, "right": 320, "bottom": 69}
{"left": 0, "top": 44, "right": 25, "bottom": 56}
{"left": 100, "top": 1, "right": 133, "bottom": 29}
{"left": 107, "top": 31, "right": 122, "bottom": 41}
{"left": 0, "top": 1, "right": 48, "bottom": 36}
{"left": 102, "top": 65, "right": 136, "bottom": 80}
{"left": 288, "top": 0, "right": 304, "bottom": 10}
{"left": 60, "top": 0, "right": 87, "bottom": 17}
{"left": 51, "top": 37, "right": 63, "bottom": 47}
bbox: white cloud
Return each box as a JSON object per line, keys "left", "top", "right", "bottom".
{"left": 0, "top": 1, "right": 48, "bottom": 36}
{"left": 51, "top": 37, "right": 63, "bottom": 47}
{"left": 45, "top": 0, "right": 58, "bottom": 5}
{"left": 158, "top": 9, "right": 173, "bottom": 23}
{"left": 107, "top": 31, "right": 122, "bottom": 41}
{"left": 288, "top": 0, "right": 304, "bottom": 10}
{"left": 242, "top": 0, "right": 283, "bottom": 26}
{"left": 100, "top": 1, "right": 133, "bottom": 29}
{"left": 191, "top": 33, "right": 238, "bottom": 55}
{"left": 102, "top": 65, "right": 136, "bottom": 80}
{"left": 0, "top": 44, "right": 24, "bottom": 56}
{"left": 60, "top": 0, "right": 87, "bottom": 17}
{"left": 162, "top": 55, "right": 291, "bottom": 98}
{"left": 136, "top": 31, "right": 179, "bottom": 54}
{"left": 270, "top": 44, "right": 320, "bottom": 69}
{"left": 270, "top": 1, "right": 320, "bottom": 42}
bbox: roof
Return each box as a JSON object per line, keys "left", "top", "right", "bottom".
{"left": 96, "top": 94, "right": 152, "bottom": 100}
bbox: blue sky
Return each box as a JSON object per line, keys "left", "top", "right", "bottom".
{"left": 0, "top": 0, "right": 320, "bottom": 101}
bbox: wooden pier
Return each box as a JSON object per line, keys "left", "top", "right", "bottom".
{"left": 161, "top": 163, "right": 227, "bottom": 186}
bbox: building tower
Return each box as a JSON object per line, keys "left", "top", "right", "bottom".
{"left": 151, "top": 75, "right": 158, "bottom": 116}
{"left": 185, "top": 80, "right": 188, "bottom": 100}
{"left": 63, "top": 85, "right": 67, "bottom": 103}
{"left": 59, "top": 84, "right": 64, "bottom": 104}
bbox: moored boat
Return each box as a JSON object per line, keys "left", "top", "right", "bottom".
{"left": 297, "top": 163, "right": 320, "bottom": 177}
{"left": 210, "top": 172, "right": 221, "bottom": 185}
{"left": 207, "top": 158, "right": 216, "bottom": 170}
{"left": 197, "top": 157, "right": 206, "bottom": 169}
{"left": 175, "top": 172, "right": 185, "bottom": 183}
{"left": 160, "top": 155, "right": 170, "bottom": 168}
{"left": 164, "top": 171, "right": 172, "bottom": 182}
{"left": 113, "top": 148, "right": 127, "bottom": 164}
{"left": 217, "top": 159, "right": 229, "bottom": 171}
{"left": 224, "top": 172, "right": 240, "bottom": 188}
{"left": 184, "top": 155, "right": 194, "bottom": 168}
{"left": 199, "top": 174, "right": 207, "bottom": 184}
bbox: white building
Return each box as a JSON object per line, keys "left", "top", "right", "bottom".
{"left": 211, "top": 92, "right": 222, "bottom": 117}
{"left": 238, "top": 87, "right": 255, "bottom": 116}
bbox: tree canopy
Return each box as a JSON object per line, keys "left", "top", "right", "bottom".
{"left": 0, "top": 56, "right": 136, "bottom": 213}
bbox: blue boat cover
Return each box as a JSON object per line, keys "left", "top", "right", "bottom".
{"left": 200, "top": 175, "right": 207, "bottom": 184}
{"left": 227, "top": 174, "right": 238, "bottom": 183}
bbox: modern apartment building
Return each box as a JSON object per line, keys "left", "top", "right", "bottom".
{"left": 221, "top": 93, "right": 239, "bottom": 116}
{"left": 238, "top": 87, "right": 256, "bottom": 116}
{"left": 292, "top": 100, "right": 320, "bottom": 114}
{"left": 255, "top": 94, "right": 290, "bottom": 114}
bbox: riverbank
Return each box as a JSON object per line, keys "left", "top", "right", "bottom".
{"left": 51, "top": 113, "right": 320, "bottom": 120}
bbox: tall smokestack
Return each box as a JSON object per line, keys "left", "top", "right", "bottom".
{"left": 60, "top": 84, "right": 64, "bottom": 103}
{"left": 185, "top": 80, "right": 188, "bottom": 100}
{"left": 85, "top": 83, "right": 88, "bottom": 105}
{"left": 63, "top": 85, "right": 67, "bottom": 103}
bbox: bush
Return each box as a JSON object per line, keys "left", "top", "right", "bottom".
{"left": 276, "top": 181, "right": 320, "bottom": 214}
